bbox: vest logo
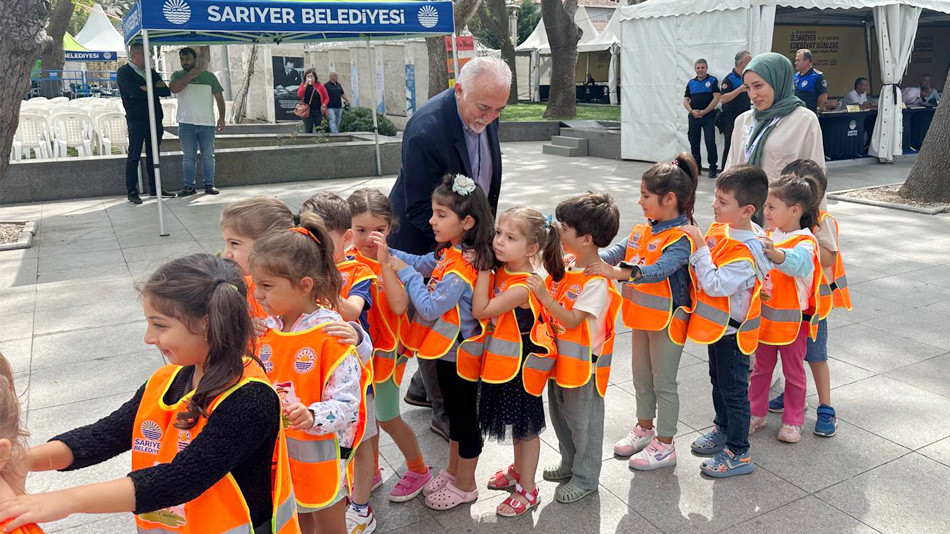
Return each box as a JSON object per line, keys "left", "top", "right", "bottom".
{"left": 647, "top": 239, "right": 660, "bottom": 251}
{"left": 706, "top": 237, "right": 717, "bottom": 249}
{"left": 705, "top": 80, "right": 711, "bottom": 88}
{"left": 141, "top": 420, "right": 163, "bottom": 440}
{"left": 630, "top": 233, "right": 641, "bottom": 247}
{"left": 801, "top": 80, "right": 808, "bottom": 87}
{"left": 162, "top": 0, "right": 191, "bottom": 25}
{"left": 565, "top": 283, "right": 582, "bottom": 302}
{"left": 294, "top": 347, "right": 317, "bottom": 373}
{"left": 133, "top": 420, "right": 163, "bottom": 455}
{"left": 417, "top": 4, "right": 439, "bottom": 28}
{"left": 341, "top": 271, "right": 351, "bottom": 284}
{"left": 177, "top": 429, "right": 192, "bottom": 451}
{"left": 260, "top": 343, "right": 274, "bottom": 373}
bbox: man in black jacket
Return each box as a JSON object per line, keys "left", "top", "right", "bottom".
{"left": 388, "top": 57, "right": 510, "bottom": 437}
{"left": 117, "top": 43, "right": 175, "bottom": 204}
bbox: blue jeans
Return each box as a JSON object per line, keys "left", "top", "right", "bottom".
{"left": 708, "top": 335, "right": 751, "bottom": 455}
{"left": 327, "top": 107, "right": 343, "bottom": 133}
{"left": 179, "top": 123, "right": 215, "bottom": 188}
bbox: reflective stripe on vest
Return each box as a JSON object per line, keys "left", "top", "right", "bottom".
{"left": 555, "top": 338, "right": 589, "bottom": 362}
{"left": 621, "top": 285, "right": 672, "bottom": 312}
{"left": 286, "top": 437, "right": 339, "bottom": 463}
{"left": 758, "top": 232, "right": 821, "bottom": 345}
{"left": 692, "top": 300, "right": 730, "bottom": 327}
{"left": 760, "top": 305, "right": 802, "bottom": 323}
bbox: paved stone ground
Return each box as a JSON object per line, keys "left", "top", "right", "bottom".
{"left": 1, "top": 142, "right": 949, "bottom": 533}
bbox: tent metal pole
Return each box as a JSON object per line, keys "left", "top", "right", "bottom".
{"left": 451, "top": 34, "right": 459, "bottom": 85}
{"left": 142, "top": 30, "right": 168, "bottom": 236}
{"left": 367, "top": 37, "right": 381, "bottom": 176}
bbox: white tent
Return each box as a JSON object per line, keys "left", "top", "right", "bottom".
{"left": 578, "top": 8, "right": 623, "bottom": 104}
{"left": 75, "top": 4, "right": 126, "bottom": 56}
{"left": 516, "top": 6, "right": 601, "bottom": 102}
{"left": 618, "top": 0, "right": 950, "bottom": 163}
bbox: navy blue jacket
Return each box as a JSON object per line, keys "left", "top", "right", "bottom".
{"left": 388, "top": 88, "right": 502, "bottom": 255}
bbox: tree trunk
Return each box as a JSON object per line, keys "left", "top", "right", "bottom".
{"left": 232, "top": 44, "right": 259, "bottom": 124}
{"left": 899, "top": 74, "right": 950, "bottom": 202}
{"left": 426, "top": 0, "right": 483, "bottom": 98}
{"left": 479, "top": 0, "right": 518, "bottom": 105}
{"left": 39, "top": 0, "right": 74, "bottom": 95}
{"left": 1, "top": 0, "right": 52, "bottom": 183}
{"left": 541, "top": 0, "right": 578, "bottom": 118}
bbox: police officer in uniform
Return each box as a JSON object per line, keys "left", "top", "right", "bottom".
{"left": 683, "top": 58, "right": 721, "bottom": 178}
{"left": 718, "top": 50, "right": 752, "bottom": 169}
{"left": 793, "top": 48, "right": 828, "bottom": 114}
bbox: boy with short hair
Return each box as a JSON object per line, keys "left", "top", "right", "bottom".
{"left": 682, "top": 165, "right": 772, "bottom": 477}
{"left": 768, "top": 159, "right": 843, "bottom": 437}
{"left": 528, "top": 192, "right": 621, "bottom": 503}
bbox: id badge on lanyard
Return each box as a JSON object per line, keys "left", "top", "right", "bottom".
{"left": 744, "top": 117, "right": 780, "bottom": 164}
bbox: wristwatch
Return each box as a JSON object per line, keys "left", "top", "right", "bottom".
{"left": 618, "top": 262, "right": 641, "bottom": 282}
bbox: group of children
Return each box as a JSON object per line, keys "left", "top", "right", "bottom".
{"left": 0, "top": 153, "right": 850, "bottom": 534}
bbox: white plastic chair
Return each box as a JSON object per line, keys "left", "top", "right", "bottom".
{"left": 50, "top": 113, "right": 93, "bottom": 157}
{"left": 48, "top": 96, "right": 70, "bottom": 105}
{"left": 96, "top": 112, "right": 129, "bottom": 155}
{"left": 12, "top": 113, "right": 52, "bottom": 160}
{"left": 161, "top": 100, "right": 178, "bottom": 126}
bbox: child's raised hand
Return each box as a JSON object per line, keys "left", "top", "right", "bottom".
{"left": 284, "top": 402, "right": 315, "bottom": 431}
{"left": 0, "top": 492, "right": 75, "bottom": 529}
{"left": 461, "top": 249, "right": 477, "bottom": 264}
{"left": 757, "top": 235, "right": 785, "bottom": 263}
{"left": 369, "top": 232, "right": 389, "bottom": 260}
{"left": 252, "top": 317, "right": 268, "bottom": 337}
{"left": 322, "top": 320, "right": 359, "bottom": 346}
{"left": 526, "top": 273, "right": 548, "bottom": 299}
{"left": 682, "top": 225, "right": 705, "bottom": 245}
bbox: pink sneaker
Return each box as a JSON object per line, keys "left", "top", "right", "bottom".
{"left": 422, "top": 468, "right": 454, "bottom": 497}
{"left": 613, "top": 424, "right": 655, "bottom": 457}
{"left": 749, "top": 416, "right": 768, "bottom": 436}
{"left": 777, "top": 423, "right": 802, "bottom": 443}
{"left": 628, "top": 438, "right": 676, "bottom": 471}
{"left": 372, "top": 468, "right": 384, "bottom": 492}
{"left": 389, "top": 467, "right": 432, "bottom": 503}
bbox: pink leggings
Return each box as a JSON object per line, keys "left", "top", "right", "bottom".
{"left": 749, "top": 322, "right": 809, "bottom": 426}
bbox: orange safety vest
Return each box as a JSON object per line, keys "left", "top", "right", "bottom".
{"left": 348, "top": 248, "right": 410, "bottom": 386}
{"left": 245, "top": 275, "right": 268, "bottom": 320}
{"left": 399, "top": 247, "right": 478, "bottom": 360}
{"left": 521, "top": 270, "right": 621, "bottom": 398}
{"left": 457, "top": 269, "right": 553, "bottom": 384}
{"left": 674, "top": 223, "right": 763, "bottom": 355}
{"left": 257, "top": 324, "right": 370, "bottom": 510}
{"left": 815, "top": 211, "right": 852, "bottom": 314}
{"left": 759, "top": 233, "right": 821, "bottom": 346}
{"left": 619, "top": 224, "right": 695, "bottom": 331}
{"left": 131, "top": 360, "right": 299, "bottom": 534}
{"left": 1, "top": 521, "right": 44, "bottom": 534}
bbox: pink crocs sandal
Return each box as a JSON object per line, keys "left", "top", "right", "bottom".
{"left": 424, "top": 480, "right": 478, "bottom": 511}
{"left": 422, "top": 468, "right": 455, "bottom": 497}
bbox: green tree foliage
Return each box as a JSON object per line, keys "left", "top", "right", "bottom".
{"left": 468, "top": 0, "right": 541, "bottom": 49}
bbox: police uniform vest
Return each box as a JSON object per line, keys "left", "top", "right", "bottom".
{"left": 759, "top": 233, "right": 822, "bottom": 345}
{"left": 521, "top": 270, "right": 621, "bottom": 398}
{"left": 793, "top": 68, "right": 826, "bottom": 111}
{"left": 131, "top": 360, "right": 299, "bottom": 534}
{"left": 815, "top": 211, "right": 852, "bottom": 315}
{"left": 721, "top": 70, "right": 751, "bottom": 115}
{"left": 456, "top": 269, "right": 554, "bottom": 384}
{"left": 620, "top": 224, "right": 695, "bottom": 331}
{"left": 674, "top": 223, "right": 763, "bottom": 355}
{"left": 399, "top": 246, "right": 478, "bottom": 360}
{"left": 686, "top": 75, "right": 719, "bottom": 110}
{"left": 257, "top": 325, "right": 370, "bottom": 510}
{"left": 349, "top": 248, "right": 410, "bottom": 386}
{"left": 244, "top": 275, "right": 268, "bottom": 320}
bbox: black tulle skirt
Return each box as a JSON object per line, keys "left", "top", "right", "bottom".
{"left": 477, "top": 369, "right": 546, "bottom": 441}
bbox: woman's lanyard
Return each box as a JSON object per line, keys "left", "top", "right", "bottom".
{"left": 744, "top": 117, "right": 781, "bottom": 164}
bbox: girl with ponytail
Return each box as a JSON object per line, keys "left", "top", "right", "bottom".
{"left": 586, "top": 152, "right": 699, "bottom": 472}
{"left": 249, "top": 212, "right": 373, "bottom": 534}
{"left": 0, "top": 254, "right": 301, "bottom": 533}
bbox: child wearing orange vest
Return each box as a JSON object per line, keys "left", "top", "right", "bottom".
{"left": 466, "top": 207, "right": 562, "bottom": 517}
{"left": 347, "top": 189, "right": 432, "bottom": 506}
{"left": 0, "top": 353, "right": 44, "bottom": 534}
{"left": 590, "top": 153, "right": 699, "bottom": 471}
{"left": 527, "top": 193, "right": 622, "bottom": 504}
{"left": 768, "top": 160, "right": 846, "bottom": 438}
{"left": 298, "top": 191, "right": 383, "bottom": 533}
{"left": 220, "top": 197, "right": 297, "bottom": 323}
{"left": 250, "top": 215, "right": 373, "bottom": 534}
{"left": 0, "top": 255, "right": 300, "bottom": 534}
{"left": 749, "top": 175, "right": 822, "bottom": 444}
{"left": 681, "top": 166, "right": 772, "bottom": 478}
{"left": 374, "top": 174, "right": 494, "bottom": 511}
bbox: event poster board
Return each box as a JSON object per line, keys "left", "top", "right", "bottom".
{"left": 905, "top": 26, "right": 950, "bottom": 92}
{"left": 772, "top": 25, "right": 869, "bottom": 98}
{"left": 445, "top": 35, "right": 474, "bottom": 86}
{"left": 273, "top": 55, "right": 304, "bottom": 121}
{"left": 575, "top": 51, "right": 611, "bottom": 83}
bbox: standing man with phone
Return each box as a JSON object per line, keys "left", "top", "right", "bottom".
{"left": 169, "top": 47, "right": 224, "bottom": 196}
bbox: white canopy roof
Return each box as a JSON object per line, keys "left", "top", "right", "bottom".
{"left": 619, "top": 0, "right": 950, "bottom": 20}
{"left": 516, "top": 6, "right": 600, "bottom": 54}
{"left": 75, "top": 4, "right": 126, "bottom": 54}
{"left": 578, "top": 7, "right": 622, "bottom": 52}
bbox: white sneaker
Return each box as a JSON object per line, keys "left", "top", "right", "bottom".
{"left": 628, "top": 438, "right": 677, "bottom": 471}
{"left": 345, "top": 504, "right": 377, "bottom": 534}
{"left": 613, "top": 424, "right": 655, "bottom": 457}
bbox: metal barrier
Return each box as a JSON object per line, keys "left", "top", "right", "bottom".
{"left": 29, "top": 70, "right": 119, "bottom": 99}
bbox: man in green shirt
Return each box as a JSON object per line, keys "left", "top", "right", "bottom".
{"left": 169, "top": 47, "right": 225, "bottom": 196}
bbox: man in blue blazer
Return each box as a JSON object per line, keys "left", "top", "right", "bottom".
{"left": 389, "top": 57, "right": 511, "bottom": 436}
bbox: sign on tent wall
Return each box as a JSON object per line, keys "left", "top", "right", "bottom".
{"left": 772, "top": 25, "right": 870, "bottom": 98}
{"left": 273, "top": 55, "right": 304, "bottom": 120}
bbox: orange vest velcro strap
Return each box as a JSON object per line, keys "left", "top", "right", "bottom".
{"left": 522, "top": 353, "right": 556, "bottom": 397}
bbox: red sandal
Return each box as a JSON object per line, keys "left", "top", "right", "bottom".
{"left": 487, "top": 464, "right": 520, "bottom": 491}
{"left": 496, "top": 483, "right": 539, "bottom": 517}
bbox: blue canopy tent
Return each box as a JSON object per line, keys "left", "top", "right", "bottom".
{"left": 122, "top": 0, "right": 455, "bottom": 235}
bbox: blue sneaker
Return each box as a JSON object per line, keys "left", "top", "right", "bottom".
{"left": 814, "top": 404, "right": 838, "bottom": 437}
{"left": 768, "top": 393, "right": 785, "bottom": 413}
{"left": 700, "top": 448, "right": 754, "bottom": 478}
{"left": 691, "top": 427, "right": 728, "bottom": 456}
